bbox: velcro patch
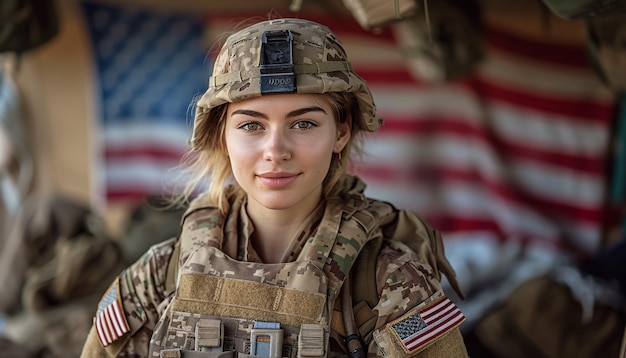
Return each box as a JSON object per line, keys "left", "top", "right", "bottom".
{"left": 95, "top": 277, "right": 130, "bottom": 347}
{"left": 389, "top": 296, "right": 465, "bottom": 354}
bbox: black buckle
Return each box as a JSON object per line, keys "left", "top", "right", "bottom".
{"left": 259, "top": 29, "right": 296, "bottom": 94}
{"left": 344, "top": 334, "right": 367, "bottom": 358}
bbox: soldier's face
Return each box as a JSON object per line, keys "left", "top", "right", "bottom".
{"left": 225, "top": 93, "right": 350, "bottom": 215}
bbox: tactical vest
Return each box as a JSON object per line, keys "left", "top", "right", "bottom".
{"left": 148, "top": 191, "right": 395, "bottom": 358}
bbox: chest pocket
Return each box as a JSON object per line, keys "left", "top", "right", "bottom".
{"left": 149, "top": 247, "right": 329, "bottom": 358}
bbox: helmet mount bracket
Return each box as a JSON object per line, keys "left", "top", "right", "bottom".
{"left": 259, "top": 30, "right": 296, "bottom": 94}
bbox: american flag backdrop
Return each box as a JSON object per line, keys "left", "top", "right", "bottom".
{"left": 82, "top": 1, "right": 210, "bottom": 202}
{"left": 316, "top": 16, "right": 618, "bottom": 324}
{"left": 308, "top": 16, "right": 617, "bottom": 258}
{"left": 81, "top": 1, "right": 617, "bottom": 259}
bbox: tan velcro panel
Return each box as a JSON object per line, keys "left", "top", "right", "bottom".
{"left": 174, "top": 274, "right": 326, "bottom": 327}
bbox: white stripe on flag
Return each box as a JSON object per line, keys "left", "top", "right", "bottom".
{"left": 104, "top": 308, "right": 116, "bottom": 340}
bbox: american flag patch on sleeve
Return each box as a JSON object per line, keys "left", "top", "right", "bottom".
{"left": 95, "top": 277, "right": 130, "bottom": 347}
{"left": 389, "top": 296, "right": 465, "bottom": 354}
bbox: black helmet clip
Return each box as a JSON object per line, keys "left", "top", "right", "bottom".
{"left": 260, "top": 29, "right": 296, "bottom": 94}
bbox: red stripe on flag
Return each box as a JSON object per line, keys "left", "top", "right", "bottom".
{"left": 109, "top": 303, "right": 123, "bottom": 337}
{"left": 462, "top": 78, "right": 616, "bottom": 120}
{"left": 375, "top": 117, "right": 607, "bottom": 175}
{"left": 104, "top": 308, "right": 116, "bottom": 341}
{"left": 354, "top": 67, "right": 421, "bottom": 85}
{"left": 96, "top": 311, "right": 111, "bottom": 346}
{"left": 357, "top": 164, "right": 604, "bottom": 224}
{"left": 112, "top": 300, "right": 129, "bottom": 336}
{"left": 96, "top": 300, "right": 129, "bottom": 347}
{"left": 359, "top": 74, "right": 614, "bottom": 121}
{"left": 485, "top": 25, "right": 590, "bottom": 68}
{"left": 425, "top": 215, "right": 593, "bottom": 256}
{"left": 105, "top": 147, "right": 185, "bottom": 161}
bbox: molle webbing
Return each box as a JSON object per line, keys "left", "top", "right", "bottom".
{"left": 210, "top": 62, "right": 354, "bottom": 87}
{"left": 174, "top": 273, "right": 325, "bottom": 327}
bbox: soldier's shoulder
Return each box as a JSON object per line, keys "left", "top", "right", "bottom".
{"left": 373, "top": 239, "right": 442, "bottom": 310}
{"left": 143, "top": 236, "right": 177, "bottom": 258}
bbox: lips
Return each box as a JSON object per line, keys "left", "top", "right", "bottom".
{"left": 257, "top": 172, "right": 299, "bottom": 189}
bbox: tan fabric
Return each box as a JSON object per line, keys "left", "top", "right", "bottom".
{"left": 342, "top": 0, "right": 419, "bottom": 30}
{"left": 81, "top": 326, "right": 125, "bottom": 358}
{"left": 418, "top": 329, "right": 467, "bottom": 358}
{"left": 0, "top": 337, "right": 38, "bottom": 358}
{"left": 475, "top": 275, "right": 624, "bottom": 358}
{"left": 173, "top": 273, "right": 326, "bottom": 326}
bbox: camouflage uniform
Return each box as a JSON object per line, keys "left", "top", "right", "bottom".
{"left": 81, "top": 175, "right": 467, "bottom": 357}
{"left": 81, "top": 18, "right": 468, "bottom": 357}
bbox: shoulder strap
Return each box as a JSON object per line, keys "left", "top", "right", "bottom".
{"left": 349, "top": 236, "right": 383, "bottom": 309}
{"left": 164, "top": 239, "right": 180, "bottom": 295}
{"left": 163, "top": 194, "right": 224, "bottom": 295}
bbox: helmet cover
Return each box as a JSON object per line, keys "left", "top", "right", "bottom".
{"left": 191, "top": 18, "right": 381, "bottom": 149}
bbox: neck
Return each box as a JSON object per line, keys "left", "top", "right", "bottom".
{"left": 246, "top": 201, "right": 321, "bottom": 264}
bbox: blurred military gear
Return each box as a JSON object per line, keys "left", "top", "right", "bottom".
{"left": 541, "top": 0, "right": 626, "bottom": 19}
{"left": 472, "top": 267, "right": 626, "bottom": 358}
{"left": 0, "top": 57, "right": 34, "bottom": 314}
{"left": 192, "top": 18, "right": 381, "bottom": 151}
{"left": 0, "top": 195, "right": 126, "bottom": 357}
{"left": 342, "top": 0, "right": 419, "bottom": 30}
{"left": 119, "top": 196, "right": 186, "bottom": 263}
{"left": 0, "top": 337, "right": 38, "bottom": 358}
{"left": 0, "top": 0, "right": 59, "bottom": 53}
{"left": 585, "top": 239, "right": 626, "bottom": 297}
{"left": 19, "top": 195, "right": 124, "bottom": 311}
{"left": 586, "top": 14, "right": 626, "bottom": 91}
{"left": 81, "top": 175, "right": 468, "bottom": 357}
{"left": 392, "top": 0, "right": 484, "bottom": 82}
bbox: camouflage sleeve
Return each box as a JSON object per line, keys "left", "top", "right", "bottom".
{"left": 80, "top": 237, "right": 177, "bottom": 358}
{"left": 370, "top": 240, "right": 468, "bottom": 357}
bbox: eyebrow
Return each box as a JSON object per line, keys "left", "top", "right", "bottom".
{"left": 230, "top": 106, "right": 327, "bottom": 119}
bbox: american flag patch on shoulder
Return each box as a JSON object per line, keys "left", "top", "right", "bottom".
{"left": 95, "top": 277, "right": 130, "bottom": 347}
{"left": 389, "top": 296, "right": 465, "bottom": 354}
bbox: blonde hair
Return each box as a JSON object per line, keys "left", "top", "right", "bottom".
{"left": 171, "top": 92, "right": 365, "bottom": 213}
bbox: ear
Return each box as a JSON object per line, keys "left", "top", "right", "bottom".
{"left": 334, "top": 115, "right": 352, "bottom": 153}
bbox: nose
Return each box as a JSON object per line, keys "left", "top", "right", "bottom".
{"left": 263, "top": 128, "right": 291, "bottom": 162}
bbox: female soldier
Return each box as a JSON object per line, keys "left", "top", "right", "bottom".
{"left": 81, "top": 18, "right": 468, "bottom": 357}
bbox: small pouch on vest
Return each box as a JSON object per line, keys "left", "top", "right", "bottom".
{"left": 298, "top": 324, "right": 325, "bottom": 358}
{"left": 196, "top": 319, "right": 224, "bottom": 351}
{"left": 160, "top": 349, "right": 234, "bottom": 358}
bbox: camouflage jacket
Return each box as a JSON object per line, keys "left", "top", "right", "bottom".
{"left": 81, "top": 175, "right": 468, "bottom": 357}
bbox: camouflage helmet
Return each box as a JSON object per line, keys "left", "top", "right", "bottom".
{"left": 191, "top": 18, "right": 381, "bottom": 149}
